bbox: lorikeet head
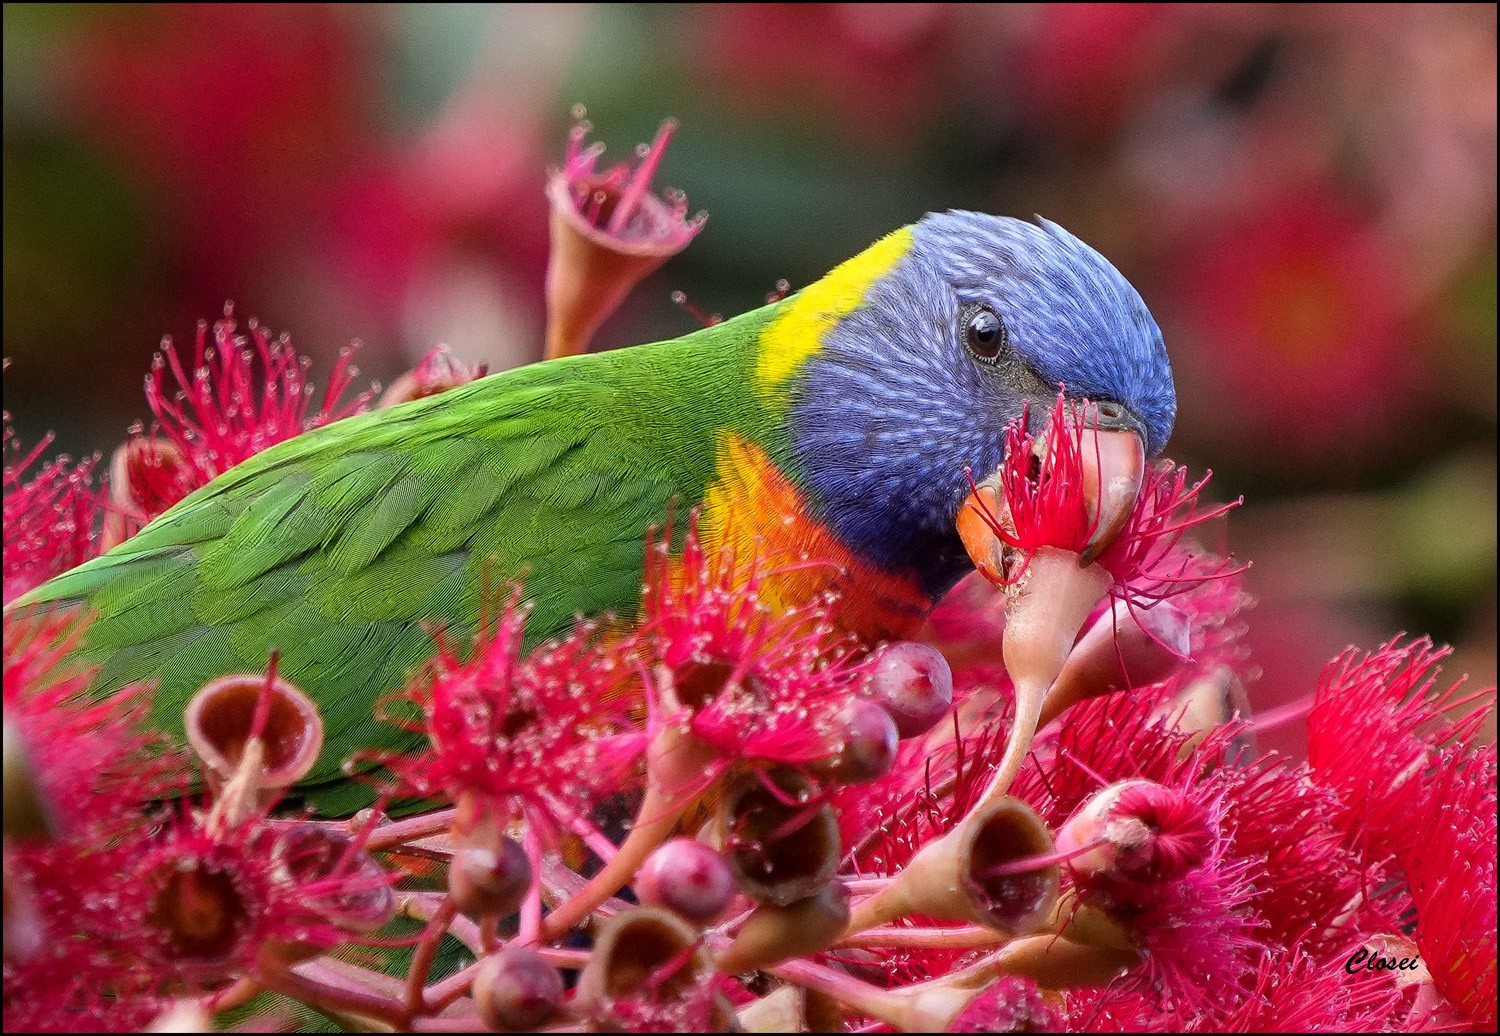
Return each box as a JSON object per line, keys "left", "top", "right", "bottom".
{"left": 786, "top": 211, "right": 1173, "bottom": 596}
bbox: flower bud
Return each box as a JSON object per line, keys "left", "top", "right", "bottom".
{"left": 716, "top": 882, "right": 851, "bottom": 974}
{"left": 636, "top": 838, "right": 735, "bottom": 924}
{"left": 866, "top": 641, "right": 954, "bottom": 739}
{"left": 474, "top": 945, "right": 565, "bottom": 1031}
{"left": 184, "top": 671, "right": 323, "bottom": 805}
{"left": 1157, "top": 664, "right": 1254, "bottom": 757}
{"left": 1039, "top": 596, "right": 1191, "bottom": 728}
{"left": 448, "top": 824, "right": 532, "bottom": 920}
{"left": 716, "top": 769, "right": 840, "bottom": 907}
{"left": 828, "top": 699, "right": 899, "bottom": 785}
{"left": 1057, "top": 780, "right": 1215, "bottom": 885}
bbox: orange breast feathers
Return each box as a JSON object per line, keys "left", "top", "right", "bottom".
{"left": 694, "top": 433, "right": 932, "bottom": 645}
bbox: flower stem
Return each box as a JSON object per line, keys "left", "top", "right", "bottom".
{"left": 403, "top": 891, "right": 486, "bottom": 955}
{"left": 406, "top": 896, "right": 458, "bottom": 1014}
{"left": 365, "top": 807, "right": 456, "bottom": 852}
{"left": 539, "top": 784, "right": 688, "bottom": 940}
{"left": 519, "top": 825, "right": 544, "bottom": 944}
{"left": 837, "top": 924, "right": 1001, "bottom": 950}
{"left": 771, "top": 957, "right": 898, "bottom": 1024}
{"left": 258, "top": 960, "right": 410, "bottom": 1030}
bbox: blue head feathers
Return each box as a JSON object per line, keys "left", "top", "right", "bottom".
{"left": 911, "top": 211, "right": 1175, "bottom": 454}
{"left": 788, "top": 210, "right": 1176, "bottom": 593}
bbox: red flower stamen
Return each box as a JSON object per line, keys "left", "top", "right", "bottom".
{"left": 2, "top": 421, "right": 102, "bottom": 602}
{"left": 967, "top": 392, "right": 1246, "bottom": 606}
{"left": 128, "top": 306, "right": 373, "bottom": 522}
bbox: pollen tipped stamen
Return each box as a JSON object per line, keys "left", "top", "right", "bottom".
{"left": 608, "top": 119, "right": 677, "bottom": 236}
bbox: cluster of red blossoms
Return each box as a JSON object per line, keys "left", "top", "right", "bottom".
{"left": 4, "top": 121, "right": 1496, "bottom": 1034}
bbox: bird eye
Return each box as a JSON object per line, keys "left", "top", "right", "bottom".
{"left": 962, "top": 305, "right": 1007, "bottom": 362}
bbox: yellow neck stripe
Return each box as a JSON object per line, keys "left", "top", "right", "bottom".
{"left": 755, "top": 226, "right": 914, "bottom": 397}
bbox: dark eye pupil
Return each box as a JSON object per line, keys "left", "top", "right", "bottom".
{"left": 966, "top": 308, "right": 1004, "bottom": 357}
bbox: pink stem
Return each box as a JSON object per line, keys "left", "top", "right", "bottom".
{"left": 364, "top": 808, "right": 456, "bottom": 852}
{"left": 406, "top": 897, "right": 458, "bottom": 1013}
{"left": 519, "top": 826, "right": 544, "bottom": 945}
{"left": 837, "top": 924, "right": 1001, "bottom": 950}
{"left": 1248, "top": 696, "right": 1314, "bottom": 734}
{"left": 410, "top": 1017, "right": 489, "bottom": 1032}
{"left": 771, "top": 957, "right": 903, "bottom": 1026}
{"left": 425, "top": 963, "right": 478, "bottom": 1014}
{"left": 539, "top": 785, "right": 688, "bottom": 940}
{"left": 404, "top": 892, "right": 485, "bottom": 956}
{"left": 258, "top": 961, "right": 409, "bottom": 1030}
{"left": 552, "top": 799, "right": 620, "bottom": 863}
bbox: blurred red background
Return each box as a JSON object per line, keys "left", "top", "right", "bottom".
{"left": 4, "top": 4, "right": 1494, "bottom": 747}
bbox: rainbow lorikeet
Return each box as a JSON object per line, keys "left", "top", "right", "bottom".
{"left": 14, "top": 211, "right": 1174, "bottom": 810}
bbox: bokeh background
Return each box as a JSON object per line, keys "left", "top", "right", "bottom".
{"left": 5, "top": 4, "right": 1495, "bottom": 749}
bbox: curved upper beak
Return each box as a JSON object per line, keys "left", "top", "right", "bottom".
{"left": 1078, "top": 404, "right": 1147, "bottom": 566}
{"left": 957, "top": 402, "right": 1147, "bottom": 578}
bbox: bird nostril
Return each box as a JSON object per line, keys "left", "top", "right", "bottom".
{"left": 1096, "top": 402, "right": 1122, "bottom": 421}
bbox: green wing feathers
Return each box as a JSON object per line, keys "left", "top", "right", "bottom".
{"left": 14, "top": 315, "right": 777, "bottom": 799}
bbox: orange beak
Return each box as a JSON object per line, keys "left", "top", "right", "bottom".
{"left": 957, "top": 473, "right": 1007, "bottom": 584}
{"left": 958, "top": 419, "right": 1147, "bottom": 579}
{"left": 1078, "top": 425, "right": 1147, "bottom": 567}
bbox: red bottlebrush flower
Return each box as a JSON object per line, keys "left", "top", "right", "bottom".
{"left": 983, "top": 396, "right": 1098, "bottom": 563}
{"left": 1057, "top": 780, "right": 1218, "bottom": 891}
{"left": 2, "top": 609, "right": 183, "bottom": 837}
{"left": 1400, "top": 745, "right": 1498, "bottom": 1030}
{"left": 115, "top": 307, "right": 373, "bottom": 531}
{"left": 1073, "top": 800, "right": 1265, "bottom": 1027}
{"left": 2, "top": 420, "right": 102, "bottom": 603}
{"left": 1306, "top": 636, "right": 1485, "bottom": 861}
{"left": 634, "top": 521, "right": 872, "bottom": 784}
{"left": 4, "top": 804, "right": 393, "bottom": 1030}
{"left": 3, "top": 833, "right": 168, "bottom": 1032}
{"left": 969, "top": 393, "right": 1243, "bottom": 603}
{"left": 1011, "top": 690, "right": 1239, "bottom": 829}
{"left": 133, "top": 808, "right": 392, "bottom": 980}
{"left": 1066, "top": 938, "right": 1409, "bottom": 1032}
{"left": 1096, "top": 468, "right": 1246, "bottom": 607}
{"left": 1207, "top": 757, "right": 1375, "bottom": 955}
{"left": 379, "top": 592, "right": 644, "bottom": 833}
{"left": 544, "top": 109, "right": 706, "bottom": 358}
{"left": 1213, "top": 939, "right": 1413, "bottom": 1034}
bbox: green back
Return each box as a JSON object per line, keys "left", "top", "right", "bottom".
{"left": 15, "top": 307, "right": 785, "bottom": 808}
